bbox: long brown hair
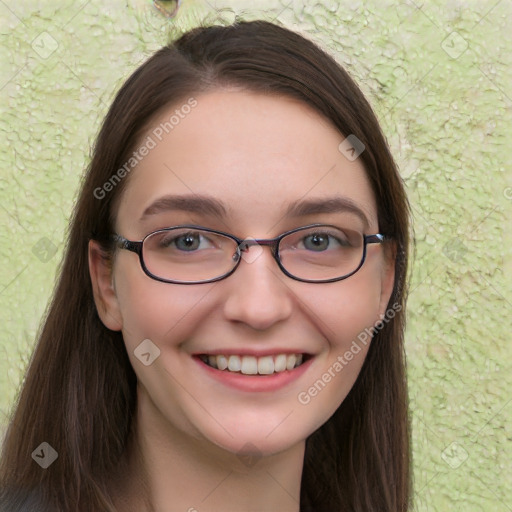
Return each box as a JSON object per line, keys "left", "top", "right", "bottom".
{"left": 0, "top": 20, "right": 411, "bottom": 511}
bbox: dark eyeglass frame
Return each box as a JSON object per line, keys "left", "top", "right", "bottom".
{"left": 111, "top": 224, "right": 390, "bottom": 285}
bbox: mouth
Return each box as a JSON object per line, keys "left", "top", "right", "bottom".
{"left": 197, "top": 353, "right": 312, "bottom": 376}
{"left": 193, "top": 351, "right": 315, "bottom": 392}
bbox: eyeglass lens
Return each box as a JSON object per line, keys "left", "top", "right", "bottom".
{"left": 141, "top": 226, "right": 365, "bottom": 283}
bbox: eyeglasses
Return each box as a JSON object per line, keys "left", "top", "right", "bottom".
{"left": 111, "top": 224, "right": 389, "bottom": 285}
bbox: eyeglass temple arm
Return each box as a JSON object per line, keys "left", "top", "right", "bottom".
{"left": 111, "top": 234, "right": 143, "bottom": 254}
{"left": 365, "top": 234, "right": 389, "bottom": 244}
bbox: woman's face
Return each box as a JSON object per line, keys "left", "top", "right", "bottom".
{"left": 91, "top": 90, "right": 395, "bottom": 459}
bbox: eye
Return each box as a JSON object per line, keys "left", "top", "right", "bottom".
{"left": 174, "top": 233, "right": 201, "bottom": 251}
{"left": 303, "top": 233, "right": 330, "bottom": 251}
{"left": 299, "top": 231, "right": 349, "bottom": 252}
{"left": 160, "top": 231, "right": 214, "bottom": 252}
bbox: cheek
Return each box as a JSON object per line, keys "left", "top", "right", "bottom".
{"left": 294, "top": 270, "right": 382, "bottom": 418}
{"left": 113, "top": 258, "right": 213, "bottom": 351}
{"left": 305, "top": 268, "right": 383, "bottom": 347}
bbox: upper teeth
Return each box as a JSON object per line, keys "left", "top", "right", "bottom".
{"left": 200, "top": 353, "right": 304, "bottom": 375}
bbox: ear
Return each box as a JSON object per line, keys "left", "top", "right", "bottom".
{"left": 88, "top": 239, "right": 123, "bottom": 331}
{"left": 377, "top": 241, "right": 397, "bottom": 319}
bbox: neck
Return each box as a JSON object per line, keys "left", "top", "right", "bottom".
{"left": 111, "top": 385, "right": 305, "bottom": 512}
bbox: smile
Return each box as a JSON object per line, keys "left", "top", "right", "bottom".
{"left": 198, "top": 353, "right": 307, "bottom": 375}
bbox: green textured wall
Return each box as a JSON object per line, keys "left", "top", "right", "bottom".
{"left": 1, "top": 1, "right": 511, "bottom": 510}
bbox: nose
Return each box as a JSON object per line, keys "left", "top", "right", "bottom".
{"left": 222, "top": 245, "right": 293, "bottom": 331}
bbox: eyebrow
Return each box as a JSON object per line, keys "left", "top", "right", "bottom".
{"left": 140, "top": 194, "right": 228, "bottom": 220}
{"left": 139, "top": 194, "right": 371, "bottom": 227}
{"left": 286, "top": 196, "right": 370, "bottom": 227}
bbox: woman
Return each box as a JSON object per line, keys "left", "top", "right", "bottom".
{"left": 0, "top": 20, "right": 411, "bottom": 511}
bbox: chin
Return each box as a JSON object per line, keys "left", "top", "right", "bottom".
{"left": 190, "top": 411, "right": 317, "bottom": 463}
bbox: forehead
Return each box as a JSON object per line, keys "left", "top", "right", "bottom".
{"left": 116, "top": 89, "right": 377, "bottom": 234}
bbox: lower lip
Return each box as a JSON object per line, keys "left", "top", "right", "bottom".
{"left": 193, "top": 356, "right": 314, "bottom": 392}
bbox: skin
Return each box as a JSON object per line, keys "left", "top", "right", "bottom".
{"left": 89, "top": 89, "right": 395, "bottom": 512}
